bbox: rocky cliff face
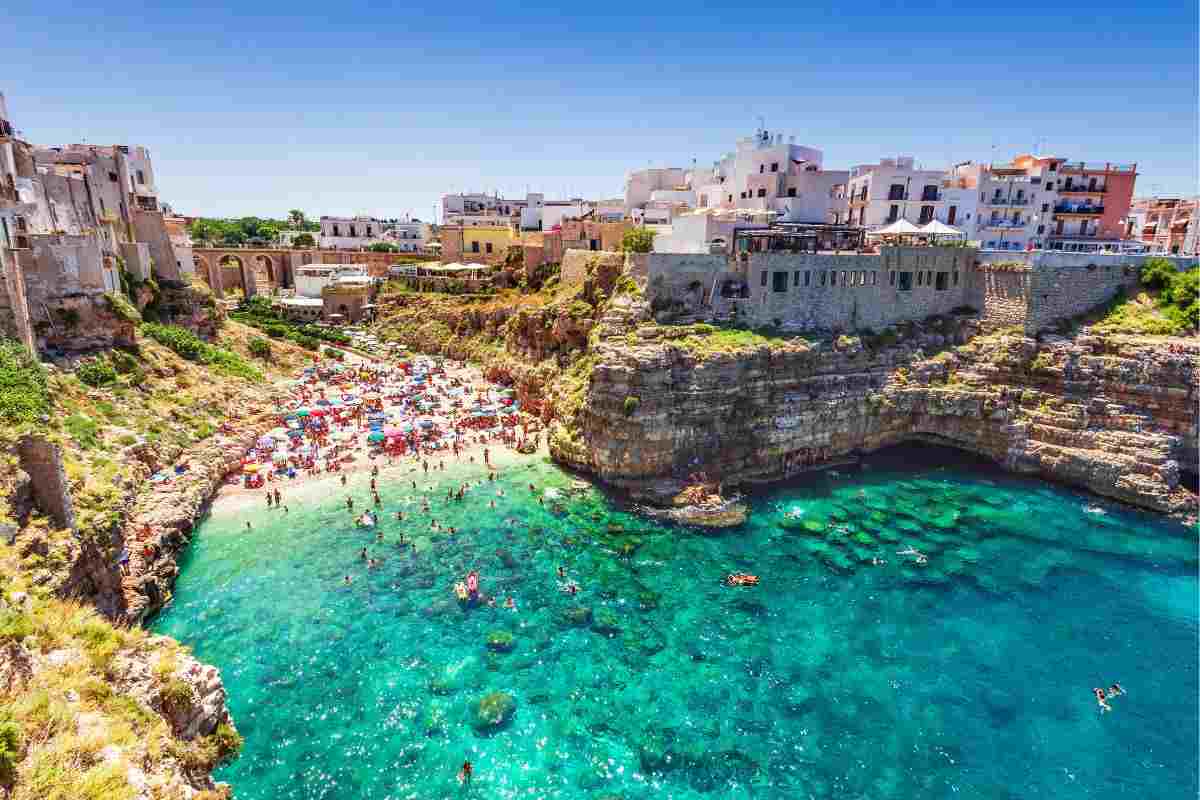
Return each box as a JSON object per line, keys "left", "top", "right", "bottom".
{"left": 557, "top": 296, "right": 1198, "bottom": 517}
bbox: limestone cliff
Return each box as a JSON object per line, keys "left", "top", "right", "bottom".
{"left": 557, "top": 295, "right": 1198, "bottom": 517}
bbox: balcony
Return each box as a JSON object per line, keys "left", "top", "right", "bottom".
{"left": 1057, "top": 161, "right": 1136, "bottom": 174}
{"left": 1054, "top": 205, "right": 1104, "bottom": 216}
{"left": 1059, "top": 186, "right": 1106, "bottom": 195}
{"left": 985, "top": 197, "right": 1029, "bottom": 206}
{"left": 983, "top": 219, "right": 1026, "bottom": 229}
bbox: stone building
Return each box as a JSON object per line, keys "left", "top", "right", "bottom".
{"left": 1128, "top": 197, "right": 1198, "bottom": 256}
{"left": 0, "top": 91, "right": 192, "bottom": 351}
{"left": 633, "top": 243, "right": 1191, "bottom": 336}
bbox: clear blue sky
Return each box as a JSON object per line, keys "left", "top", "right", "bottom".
{"left": 5, "top": 0, "right": 1197, "bottom": 220}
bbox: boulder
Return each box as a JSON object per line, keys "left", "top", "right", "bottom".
{"left": 470, "top": 691, "right": 516, "bottom": 733}
{"left": 485, "top": 630, "right": 515, "bottom": 653}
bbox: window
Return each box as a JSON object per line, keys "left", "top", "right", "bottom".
{"left": 728, "top": 195, "right": 733, "bottom": 203}
{"left": 921, "top": 185, "right": 938, "bottom": 201}
{"left": 485, "top": 242, "right": 493, "bottom": 254}
{"left": 333, "top": 225, "right": 340, "bottom": 236}
{"left": 947, "top": 205, "right": 957, "bottom": 225}
{"left": 136, "top": 170, "right": 146, "bottom": 185}
{"left": 367, "top": 227, "right": 372, "bottom": 235}
{"left": 1037, "top": 225, "right": 1045, "bottom": 234}
{"left": 471, "top": 241, "right": 480, "bottom": 253}
{"left": 820, "top": 271, "right": 827, "bottom": 287}
{"left": 772, "top": 271, "right": 788, "bottom": 292}
{"left": 953, "top": 271, "right": 959, "bottom": 286}
{"left": 859, "top": 185, "right": 868, "bottom": 201}
{"left": 760, "top": 270, "right": 768, "bottom": 287}
{"left": 917, "top": 271, "right": 924, "bottom": 286}
{"left": 349, "top": 225, "right": 357, "bottom": 236}
{"left": 757, "top": 188, "right": 766, "bottom": 198}
{"left": 700, "top": 195, "right": 708, "bottom": 207}
{"left": 887, "top": 204, "right": 899, "bottom": 222}
{"left": 888, "top": 184, "right": 905, "bottom": 201}
{"left": 987, "top": 240, "right": 996, "bottom": 248}
{"left": 804, "top": 270, "right": 811, "bottom": 287}
{"left": 898, "top": 271, "right": 913, "bottom": 291}
{"left": 793, "top": 270, "right": 801, "bottom": 287}
{"left": 759, "top": 164, "right": 764, "bottom": 173}
{"left": 1048, "top": 162, "right": 1057, "bottom": 172}
{"left": 918, "top": 206, "right": 934, "bottom": 224}
{"left": 839, "top": 270, "right": 847, "bottom": 286}
{"left": 1041, "top": 203, "right": 1049, "bottom": 212}
{"left": 589, "top": 239, "right": 599, "bottom": 251}
{"left": 870, "top": 271, "right": 877, "bottom": 286}
{"left": 770, "top": 163, "right": 779, "bottom": 172}
{"left": 787, "top": 188, "right": 796, "bottom": 197}
{"left": 108, "top": 171, "right": 118, "bottom": 182}
{"left": 740, "top": 192, "right": 747, "bottom": 199}
{"left": 935, "top": 272, "right": 948, "bottom": 291}
{"left": 890, "top": 270, "right": 896, "bottom": 286}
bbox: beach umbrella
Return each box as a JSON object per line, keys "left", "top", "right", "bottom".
{"left": 256, "top": 434, "right": 274, "bottom": 448}
{"left": 368, "top": 431, "right": 386, "bottom": 443}
{"left": 243, "top": 463, "right": 259, "bottom": 473}
{"left": 295, "top": 408, "right": 310, "bottom": 417}
{"left": 309, "top": 408, "right": 326, "bottom": 416}
{"left": 384, "top": 426, "right": 404, "bottom": 437}
{"left": 271, "top": 451, "right": 288, "bottom": 464}
{"left": 315, "top": 399, "right": 331, "bottom": 406}
{"left": 418, "top": 419, "right": 435, "bottom": 428}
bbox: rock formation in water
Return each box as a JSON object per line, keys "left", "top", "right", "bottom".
{"left": 552, "top": 294, "right": 1198, "bottom": 517}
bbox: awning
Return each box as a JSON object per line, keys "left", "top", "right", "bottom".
{"left": 920, "top": 220, "right": 964, "bottom": 236}
{"left": 869, "top": 219, "right": 925, "bottom": 236}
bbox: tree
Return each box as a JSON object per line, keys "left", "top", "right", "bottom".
{"left": 368, "top": 242, "right": 398, "bottom": 253}
{"left": 292, "top": 233, "right": 315, "bottom": 249}
{"left": 620, "top": 226, "right": 656, "bottom": 254}
{"left": 287, "top": 209, "right": 307, "bottom": 229}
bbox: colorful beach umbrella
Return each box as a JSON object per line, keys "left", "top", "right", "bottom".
{"left": 367, "top": 431, "right": 386, "bottom": 443}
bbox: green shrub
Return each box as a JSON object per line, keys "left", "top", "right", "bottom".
{"left": 623, "top": 396, "right": 640, "bottom": 415}
{"left": 160, "top": 678, "right": 194, "bottom": 712}
{"left": 76, "top": 358, "right": 118, "bottom": 387}
{"left": 103, "top": 292, "right": 142, "bottom": 324}
{"left": 141, "top": 323, "right": 204, "bottom": 360}
{"left": 64, "top": 414, "right": 101, "bottom": 449}
{"left": 1139, "top": 257, "right": 1178, "bottom": 291}
{"left": 0, "top": 608, "right": 33, "bottom": 644}
{"left": 0, "top": 339, "right": 51, "bottom": 424}
{"left": 108, "top": 349, "right": 139, "bottom": 374}
{"left": 248, "top": 337, "right": 272, "bottom": 359}
{"left": 0, "top": 716, "right": 20, "bottom": 785}
{"left": 620, "top": 226, "right": 656, "bottom": 253}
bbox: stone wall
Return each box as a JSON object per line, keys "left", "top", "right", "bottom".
{"left": 970, "top": 264, "right": 1030, "bottom": 331}
{"left": 636, "top": 247, "right": 976, "bottom": 331}
{"left": 1025, "top": 258, "right": 1138, "bottom": 334}
{"left": 561, "top": 249, "right": 624, "bottom": 286}
{"left": 131, "top": 210, "right": 181, "bottom": 280}
{"left": 17, "top": 434, "right": 75, "bottom": 530}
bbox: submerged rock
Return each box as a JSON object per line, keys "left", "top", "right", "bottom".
{"left": 470, "top": 691, "right": 516, "bottom": 732}
{"left": 559, "top": 606, "right": 592, "bottom": 627}
{"left": 485, "top": 630, "right": 515, "bottom": 653}
{"left": 591, "top": 607, "right": 621, "bottom": 636}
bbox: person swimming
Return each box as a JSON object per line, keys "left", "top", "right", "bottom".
{"left": 457, "top": 760, "right": 472, "bottom": 785}
{"left": 724, "top": 573, "right": 760, "bottom": 587}
{"left": 360, "top": 547, "right": 368, "bottom": 560}
{"left": 504, "top": 596, "right": 516, "bottom": 610}
{"left": 1109, "top": 682, "right": 1124, "bottom": 696}
{"left": 466, "top": 570, "right": 479, "bottom": 599}
{"left": 1093, "top": 687, "right": 1112, "bottom": 713}
{"left": 344, "top": 575, "right": 353, "bottom": 585}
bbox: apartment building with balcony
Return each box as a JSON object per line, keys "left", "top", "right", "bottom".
{"left": 846, "top": 157, "right": 959, "bottom": 229}
{"left": 1046, "top": 159, "right": 1137, "bottom": 248}
{"left": 1127, "top": 196, "right": 1197, "bottom": 256}
{"left": 680, "top": 127, "right": 849, "bottom": 225}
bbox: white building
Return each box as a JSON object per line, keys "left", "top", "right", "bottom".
{"left": 384, "top": 219, "right": 428, "bottom": 253}
{"left": 294, "top": 263, "right": 369, "bottom": 299}
{"left": 626, "top": 128, "right": 849, "bottom": 227}
{"left": 845, "top": 157, "right": 956, "bottom": 231}
{"left": 319, "top": 216, "right": 390, "bottom": 249}
{"left": 624, "top": 168, "right": 688, "bottom": 215}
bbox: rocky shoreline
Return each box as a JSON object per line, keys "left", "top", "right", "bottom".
{"left": 553, "top": 295, "right": 1198, "bottom": 523}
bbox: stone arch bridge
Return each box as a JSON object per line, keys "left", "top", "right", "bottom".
{"left": 191, "top": 247, "right": 308, "bottom": 299}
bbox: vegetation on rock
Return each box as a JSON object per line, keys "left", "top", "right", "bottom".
{"left": 0, "top": 340, "right": 51, "bottom": 425}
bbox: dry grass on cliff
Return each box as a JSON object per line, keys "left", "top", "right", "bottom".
{"left": 667, "top": 323, "right": 811, "bottom": 357}
{"left": 1090, "top": 290, "right": 1191, "bottom": 337}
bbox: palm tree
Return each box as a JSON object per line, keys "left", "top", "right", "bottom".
{"left": 287, "top": 209, "right": 306, "bottom": 229}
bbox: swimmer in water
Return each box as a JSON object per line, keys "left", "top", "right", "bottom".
{"left": 504, "top": 596, "right": 516, "bottom": 610}
{"left": 344, "top": 575, "right": 352, "bottom": 585}
{"left": 246, "top": 521, "right": 252, "bottom": 530}
{"left": 360, "top": 547, "right": 368, "bottom": 560}
{"left": 1109, "top": 682, "right": 1124, "bottom": 696}
{"left": 1093, "top": 687, "right": 1112, "bottom": 713}
{"left": 458, "top": 760, "right": 472, "bottom": 785}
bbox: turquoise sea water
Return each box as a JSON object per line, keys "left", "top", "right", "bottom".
{"left": 153, "top": 445, "right": 1198, "bottom": 800}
